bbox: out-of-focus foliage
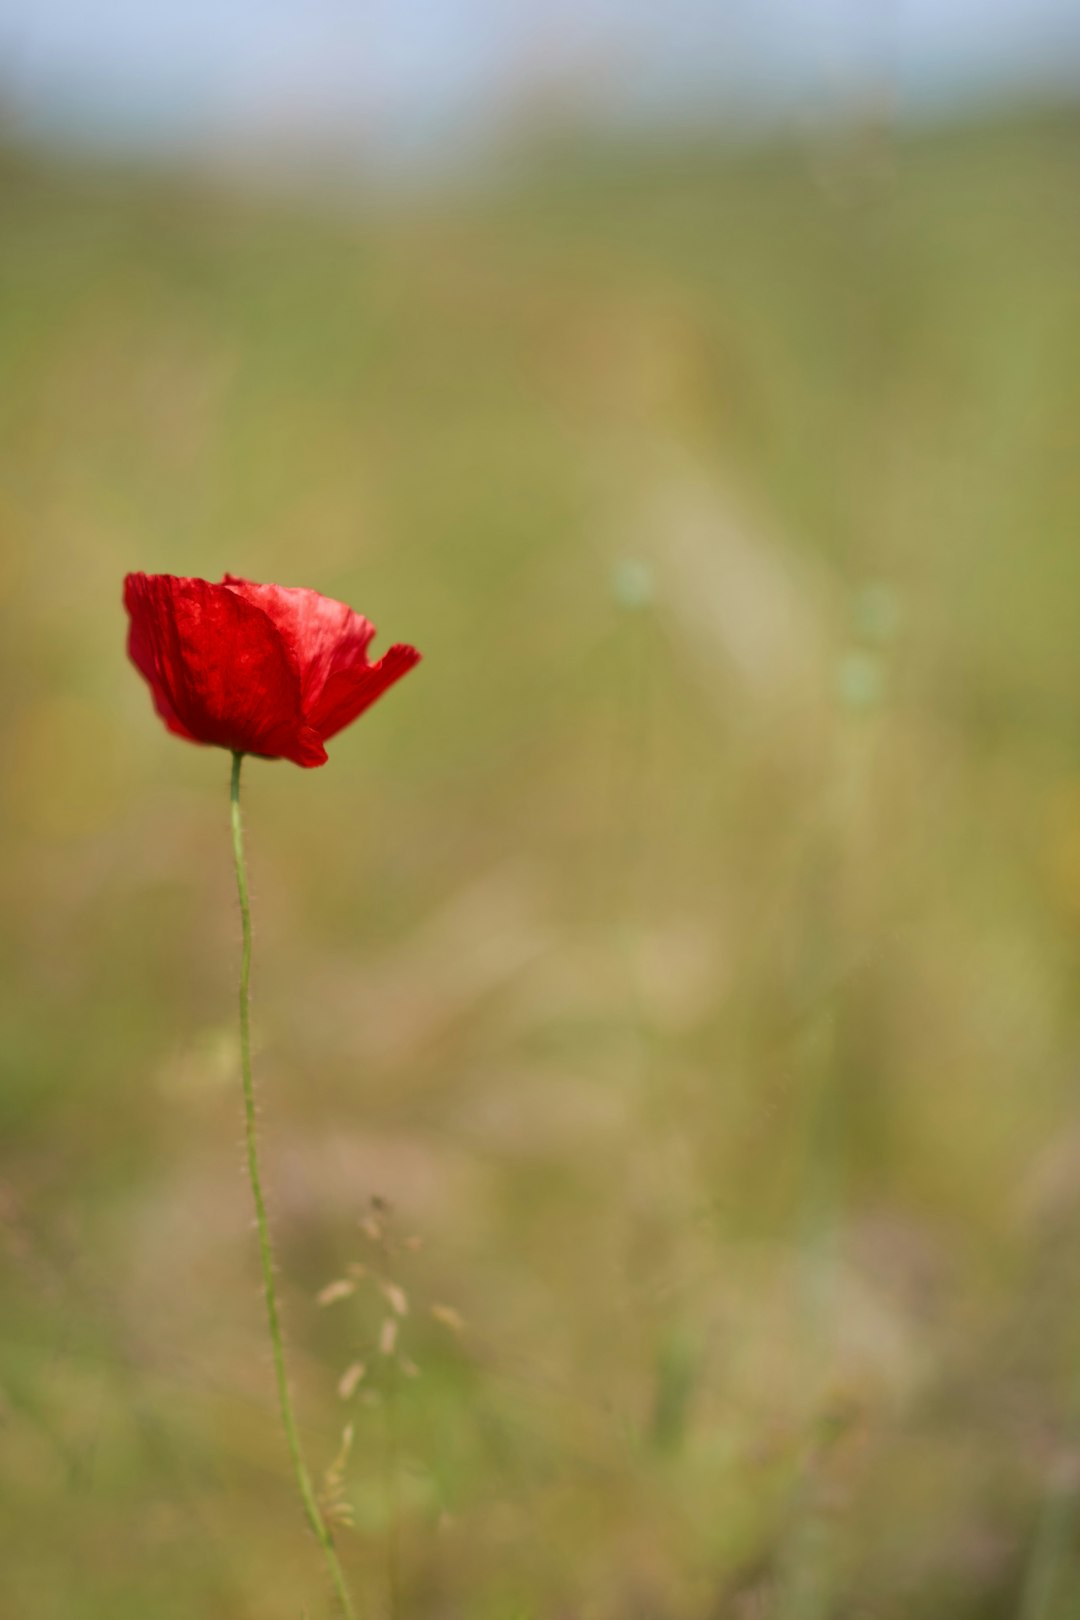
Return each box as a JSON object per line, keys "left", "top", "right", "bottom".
{"left": 2, "top": 106, "right": 1080, "bottom": 1619}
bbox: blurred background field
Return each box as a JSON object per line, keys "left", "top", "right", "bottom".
{"left": 3, "top": 10, "right": 1080, "bottom": 1617}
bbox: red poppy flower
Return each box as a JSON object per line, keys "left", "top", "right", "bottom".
{"left": 124, "top": 572, "right": 420, "bottom": 767}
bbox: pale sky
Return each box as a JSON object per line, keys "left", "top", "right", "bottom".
{"left": 0, "top": 0, "right": 1077, "bottom": 166}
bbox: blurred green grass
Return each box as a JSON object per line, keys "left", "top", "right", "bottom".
{"left": 2, "top": 105, "right": 1080, "bottom": 1618}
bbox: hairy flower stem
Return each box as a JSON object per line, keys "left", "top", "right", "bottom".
{"left": 230, "top": 751, "right": 358, "bottom": 1620}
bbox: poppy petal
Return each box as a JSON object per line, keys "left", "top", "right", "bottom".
{"left": 126, "top": 582, "right": 199, "bottom": 743}
{"left": 222, "top": 576, "right": 375, "bottom": 715}
{"left": 309, "top": 642, "right": 422, "bottom": 742}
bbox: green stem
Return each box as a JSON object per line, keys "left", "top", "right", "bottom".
{"left": 230, "top": 751, "right": 358, "bottom": 1620}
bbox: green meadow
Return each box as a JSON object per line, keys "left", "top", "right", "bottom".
{"left": 2, "top": 104, "right": 1080, "bottom": 1617}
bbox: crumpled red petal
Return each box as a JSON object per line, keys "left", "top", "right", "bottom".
{"left": 126, "top": 581, "right": 198, "bottom": 744}
{"left": 222, "top": 573, "right": 421, "bottom": 742}
{"left": 310, "top": 642, "right": 423, "bottom": 741}
{"left": 221, "top": 575, "right": 376, "bottom": 715}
